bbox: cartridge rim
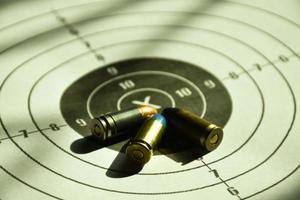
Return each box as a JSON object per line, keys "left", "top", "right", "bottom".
{"left": 205, "top": 125, "right": 223, "bottom": 151}
{"left": 126, "top": 141, "right": 153, "bottom": 165}
{"left": 89, "top": 118, "right": 107, "bottom": 141}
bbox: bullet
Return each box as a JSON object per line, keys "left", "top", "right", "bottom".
{"left": 89, "top": 106, "right": 157, "bottom": 141}
{"left": 162, "top": 108, "right": 223, "bottom": 152}
{"left": 126, "top": 114, "right": 166, "bottom": 165}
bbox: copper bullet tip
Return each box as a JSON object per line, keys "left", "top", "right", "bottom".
{"left": 138, "top": 106, "right": 158, "bottom": 118}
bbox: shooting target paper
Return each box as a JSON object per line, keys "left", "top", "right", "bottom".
{"left": 0, "top": 0, "right": 299, "bottom": 199}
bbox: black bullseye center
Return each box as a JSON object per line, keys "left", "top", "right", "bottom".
{"left": 118, "top": 90, "right": 174, "bottom": 111}
{"left": 60, "top": 57, "right": 232, "bottom": 154}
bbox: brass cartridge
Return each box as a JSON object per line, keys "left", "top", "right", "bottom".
{"left": 126, "top": 114, "right": 166, "bottom": 165}
{"left": 162, "top": 108, "right": 223, "bottom": 152}
{"left": 89, "top": 106, "right": 157, "bottom": 141}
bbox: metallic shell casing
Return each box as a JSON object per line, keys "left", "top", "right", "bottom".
{"left": 88, "top": 106, "right": 157, "bottom": 141}
{"left": 126, "top": 114, "right": 166, "bottom": 165}
{"left": 162, "top": 108, "right": 223, "bottom": 152}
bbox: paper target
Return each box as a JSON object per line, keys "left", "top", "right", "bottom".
{"left": 0, "top": 0, "right": 299, "bottom": 200}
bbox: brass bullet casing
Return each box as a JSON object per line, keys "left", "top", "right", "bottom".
{"left": 89, "top": 106, "right": 157, "bottom": 141}
{"left": 162, "top": 108, "right": 223, "bottom": 152}
{"left": 126, "top": 114, "right": 166, "bottom": 165}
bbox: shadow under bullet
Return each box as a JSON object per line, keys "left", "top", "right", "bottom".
{"left": 70, "top": 135, "right": 130, "bottom": 154}
{"left": 157, "top": 129, "right": 210, "bottom": 165}
{"left": 106, "top": 143, "right": 143, "bottom": 178}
